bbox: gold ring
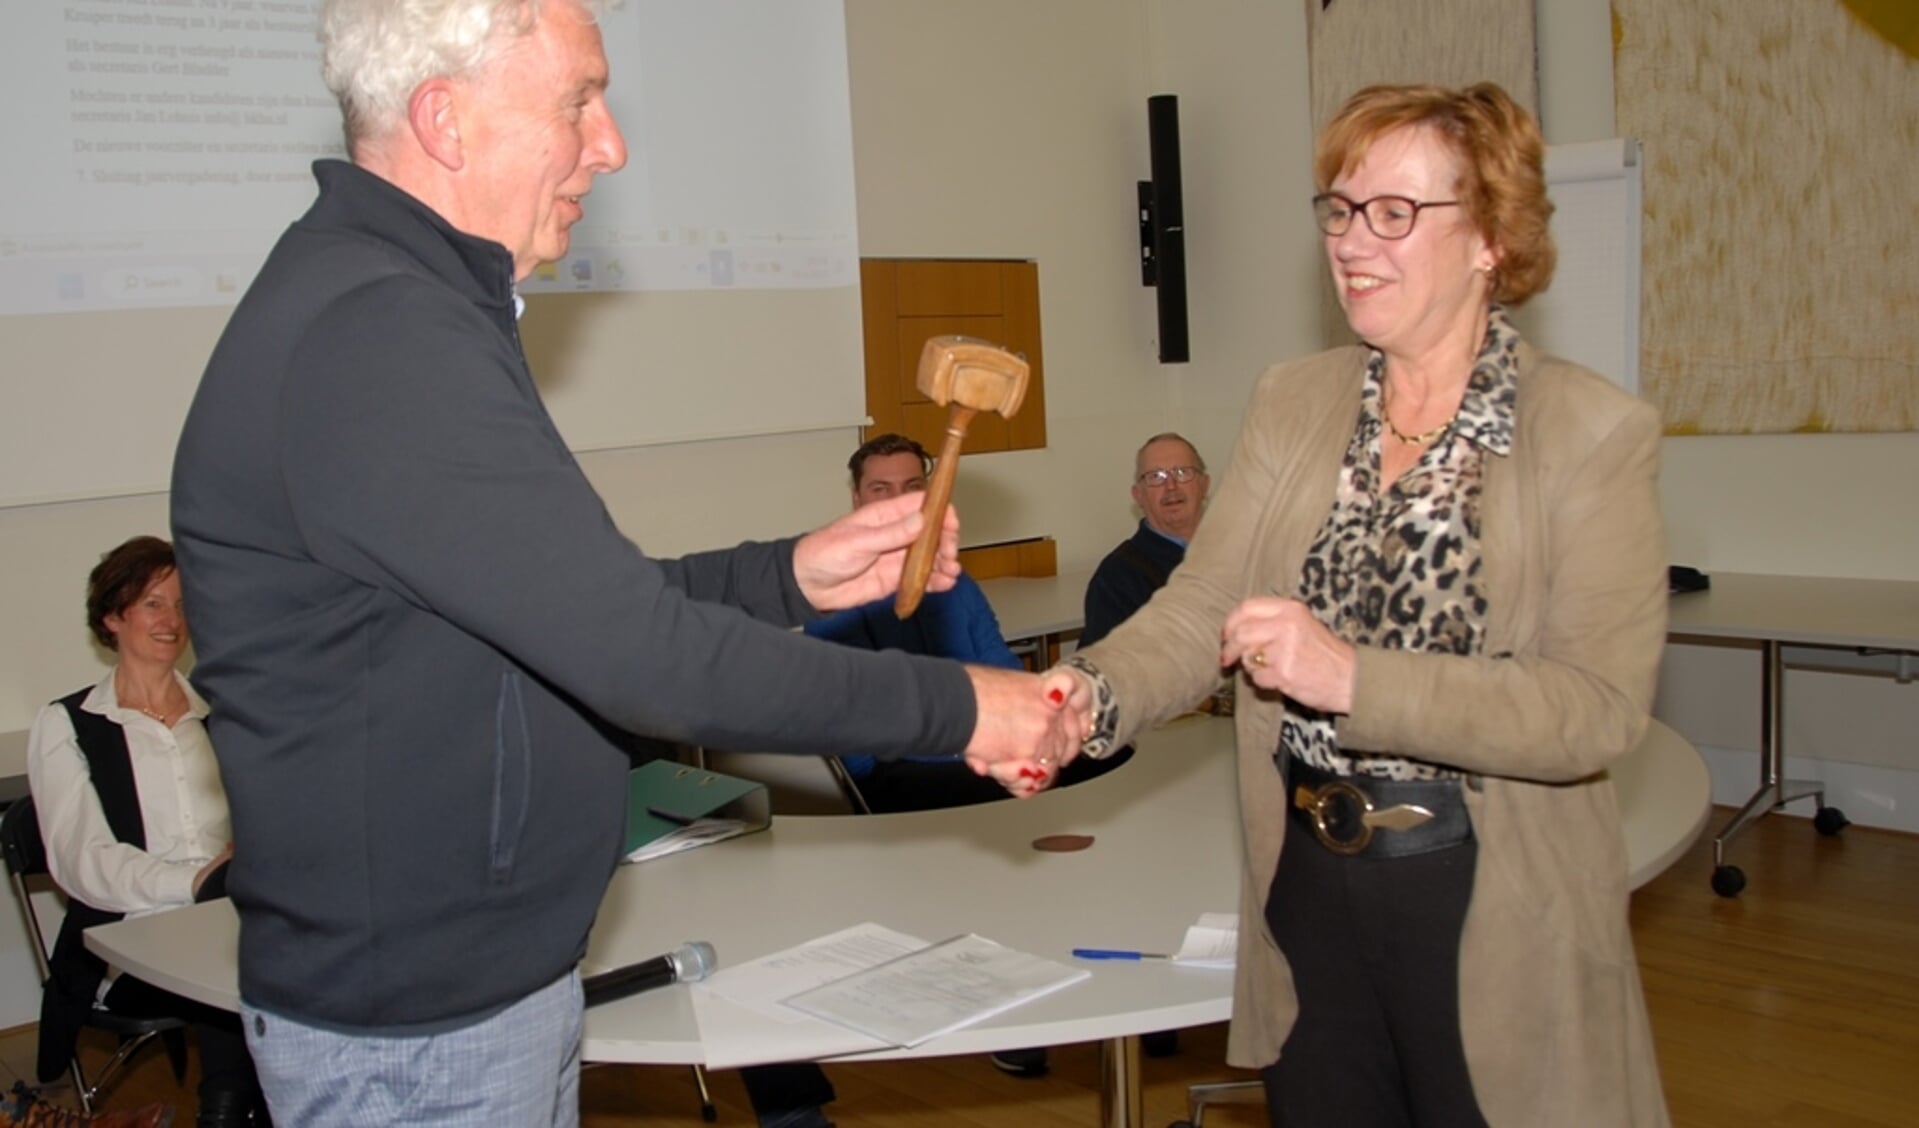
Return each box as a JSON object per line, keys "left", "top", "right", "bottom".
{"left": 1250, "top": 650, "right": 1267, "bottom": 668}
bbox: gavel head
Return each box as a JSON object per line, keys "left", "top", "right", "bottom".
{"left": 915, "top": 336, "right": 1030, "bottom": 418}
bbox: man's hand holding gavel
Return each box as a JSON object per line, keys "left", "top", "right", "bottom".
{"left": 792, "top": 490, "right": 961, "bottom": 613}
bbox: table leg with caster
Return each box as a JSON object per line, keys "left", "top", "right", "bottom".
{"left": 1710, "top": 640, "right": 1847, "bottom": 897}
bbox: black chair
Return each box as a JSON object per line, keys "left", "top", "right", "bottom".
{"left": 0, "top": 795, "right": 188, "bottom": 1113}
{"left": 694, "top": 747, "right": 871, "bottom": 816}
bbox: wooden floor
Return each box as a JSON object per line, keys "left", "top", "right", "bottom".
{"left": 3, "top": 807, "right": 1914, "bottom": 1127}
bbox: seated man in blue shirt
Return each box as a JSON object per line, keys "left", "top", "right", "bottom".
{"left": 806, "top": 433, "right": 1025, "bottom": 813}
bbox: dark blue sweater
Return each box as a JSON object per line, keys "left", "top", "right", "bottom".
{"left": 172, "top": 161, "right": 976, "bottom": 1031}
{"left": 1081, "top": 521, "right": 1186, "bottom": 650}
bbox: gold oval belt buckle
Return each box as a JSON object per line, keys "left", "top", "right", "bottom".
{"left": 1298, "top": 779, "right": 1374, "bottom": 855}
{"left": 1293, "top": 779, "right": 1439, "bottom": 856}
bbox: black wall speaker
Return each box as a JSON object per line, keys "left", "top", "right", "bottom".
{"left": 1138, "top": 93, "right": 1189, "bottom": 364}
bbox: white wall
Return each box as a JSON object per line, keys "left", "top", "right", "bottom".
{"left": 1659, "top": 432, "right": 1919, "bottom": 582}
{"left": 842, "top": 0, "right": 1163, "bottom": 565}
{"left": 839, "top": 0, "right": 1319, "bottom": 566}
{"left": 1140, "top": 0, "right": 1321, "bottom": 465}
{"left": 1536, "top": 0, "right": 1617, "bottom": 144}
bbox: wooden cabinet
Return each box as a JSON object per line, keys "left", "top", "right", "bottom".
{"left": 860, "top": 259, "right": 1047, "bottom": 455}
{"left": 957, "top": 536, "right": 1057, "bottom": 581}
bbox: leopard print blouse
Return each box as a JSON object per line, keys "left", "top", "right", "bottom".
{"left": 1284, "top": 308, "right": 1520, "bottom": 780}
{"left": 1065, "top": 311, "right": 1523, "bottom": 771}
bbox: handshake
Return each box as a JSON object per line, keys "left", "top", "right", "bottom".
{"left": 960, "top": 665, "right": 1098, "bottom": 798}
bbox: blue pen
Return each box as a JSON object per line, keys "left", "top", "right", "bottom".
{"left": 1072, "top": 948, "right": 1173, "bottom": 961}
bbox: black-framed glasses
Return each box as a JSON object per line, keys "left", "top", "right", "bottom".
{"left": 1136, "top": 465, "right": 1202, "bottom": 489}
{"left": 1312, "top": 193, "right": 1460, "bottom": 240}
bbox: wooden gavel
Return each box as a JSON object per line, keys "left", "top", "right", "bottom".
{"left": 894, "top": 336, "right": 1030, "bottom": 618}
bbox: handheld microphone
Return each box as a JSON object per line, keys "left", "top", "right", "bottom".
{"left": 582, "top": 940, "right": 717, "bottom": 1008}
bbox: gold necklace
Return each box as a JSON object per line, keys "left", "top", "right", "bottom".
{"left": 1381, "top": 384, "right": 1457, "bottom": 447}
{"left": 129, "top": 697, "right": 173, "bottom": 722}
{"left": 119, "top": 678, "right": 177, "bottom": 723}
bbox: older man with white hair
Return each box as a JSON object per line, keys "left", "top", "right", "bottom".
{"left": 170, "top": 2, "right": 1072, "bottom": 1123}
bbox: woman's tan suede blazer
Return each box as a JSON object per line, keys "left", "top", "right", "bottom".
{"left": 1082, "top": 340, "right": 1671, "bottom": 1126}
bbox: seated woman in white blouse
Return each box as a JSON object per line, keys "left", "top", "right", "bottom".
{"left": 27, "top": 536, "right": 266, "bottom": 1128}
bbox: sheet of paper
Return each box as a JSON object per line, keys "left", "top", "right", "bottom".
{"left": 623, "top": 817, "right": 749, "bottom": 864}
{"left": 781, "top": 933, "right": 1090, "bottom": 1048}
{"left": 688, "top": 922, "right": 927, "bottom": 1069}
{"left": 1174, "top": 912, "right": 1238, "bottom": 969}
{"left": 703, "top": 922, "right": 928, "bottom": 1021}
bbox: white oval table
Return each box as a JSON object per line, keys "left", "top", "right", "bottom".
{"left": 86, "top": 717, "right": 1709, "bottom": 1127}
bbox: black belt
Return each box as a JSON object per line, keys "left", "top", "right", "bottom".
{"left": 1285, "top": 755, "right": 1474, "bottom": 859}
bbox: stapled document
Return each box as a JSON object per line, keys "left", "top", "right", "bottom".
{"left": 688, "top": 922, "right": 1090, "bottom": 1066}
{"left": 781, "top": 932, "right": 1090, "bottom": 1048}
{"left": 690, "top": 923, "right": 926, "bottom": 1068}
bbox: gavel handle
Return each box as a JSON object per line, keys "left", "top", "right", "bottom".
{"left": 894, "top": 405, "right": 977, "bottom": 618}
